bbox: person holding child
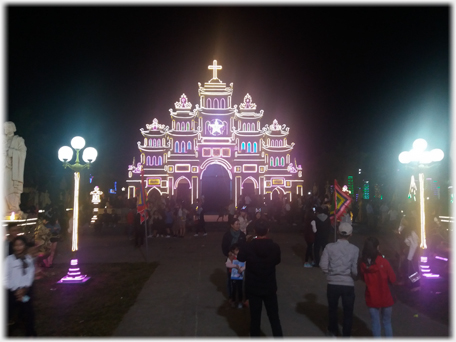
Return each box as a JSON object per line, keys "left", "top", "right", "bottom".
{"left": 237, "top": 219, "right": 283, "bottom": 337}
{"left": 221, "top": 218, "right": 247, "bottom": 303}
{"left": 225, "top": 243, "right": 246, "bottom": 308}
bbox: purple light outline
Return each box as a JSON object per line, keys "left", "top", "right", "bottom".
{"left": 422, "top": 273, "right": 440, "bottom": 278}
{"left": 435, "top": 256, "right": 448, "bottom": 261}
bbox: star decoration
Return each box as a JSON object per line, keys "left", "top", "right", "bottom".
{"left": 209, "top": 119, "right": 224, "bottom": 135}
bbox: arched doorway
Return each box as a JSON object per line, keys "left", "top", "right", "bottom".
{"left": 175, "top": 177, "right": 191, "bottom": 205}
{"left": 147, "top": 187, "right": 162, "bottom": 204}
{"left": 201, "top": 164, "right": 231, "bottom": 214}
{"left": 242, "top": 177, "right": 257, "bottom": 198}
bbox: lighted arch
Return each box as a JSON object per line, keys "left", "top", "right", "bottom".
{"left": 147, "top": 187, "right": 162, "bottom": 195}
{"left": 158, "top": 156, "right": 162, "bottom": 165}
{"left": 270, "top": 186, "right": 286, "bottom": 200}
{"left": 247, "top": 142, "right": 251, "bottom": 153}
{"left": 152, "top": 156, "right": 157, "bottom": 166}
{"left": 146, "top": 156, "right": 151, "bottom": 165}
{"left": 174, "top": 176, "right": 192, "bottom": 189}
{"left": 241, "top": 142, "right": 246, "bottom": 150}
{"left": 213, "top": 98, "right": 219, "bottom": 108}
{"left": 281, "top": 157, "right": 285, "bottom": 166}
{"left": 220, "top": 98, "right": 226, "bottom": 108}
{"left": 253, "top": 142, "right": 257, "bottom": 153}
{"left": 270, "top": 158, "right": 275, "bottom": 166}
{"left": 186, "top": 122, "right": 190, "bottom": 130}
{"left": 175, "top": 141, "right": 179, "bottom": 153}
{"left": 157, "top": 139, "right": 161, "bottom": 147}
{"left": 144, "top": 138, "right": 148, "bottom": 146}
{"left": 187, "top": 141, "right": 192, "bottom": 150}
{"left": 243, "top": 123, "right": 246, "bottom": 131}
{"left": 200, "top": 158, "right": 233, "bottom": 180}
{"left": 181, "top": 141, "right": 186, "bottom": 153}
{"left": 177, "top": 122, "right": 181, "bottom": 131}
{"left": 206, "top": 98, "right": 212, "bottom": 108}
{"left": 275, "top": 157, "right": 279, "bottom": 166}
{"left": 241, "top": 176, "right": 259, "bottom": 189}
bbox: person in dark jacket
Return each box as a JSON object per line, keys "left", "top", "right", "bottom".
{"left": 313, "top": 206, "right": 332, "bottom": 267}
{"left": 222, "top": 218, "right": 247, "bottom": 301}
{"left": 221, "top": 218, "right": 247, "bottom": 257}
{"left": 237, "top": 219, "right": 283, "bottom": 337}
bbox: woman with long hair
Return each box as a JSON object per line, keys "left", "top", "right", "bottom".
{"left": 360, "top": 237, "right": 396, "bottom": 337}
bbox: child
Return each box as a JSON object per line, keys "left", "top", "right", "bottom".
{"left": 225, "top": 243, "right": 246, "bottom": 308}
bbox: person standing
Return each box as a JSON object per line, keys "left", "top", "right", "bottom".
{"left": 313, "top": 206, "right": 331, "bottom": 267}
{"left": 303, "top": 211, "right": 316, "bottom": 268}
{"left": 238, "top": 209, "right": 251, "bottom": 235}
{"left": 194, "top": 200, "right": 206, "bottom": 236}
{"left": 237, "top": 219, "right": 283, "bottom": 337}
{"left": 360, "top": 237, "right": 396, "bottom": 337}
{"left": 126, "top": 208, "right": 135, "bottom": 240}
{"left": 5, "top": 236, "right": 37, "bottom": 336}
{"left": 227, "top": 200, "right": 236, "bottom": 223}
{"left": 222, "top": 218, "right": 247, "bottom": 304}
{"left": 366, "top": 201, "right": 375, "bottom": 231}
{"left": 42, "top": 213, "right": 61, "bottom": 268}
{"left": 320, "top": 222, "right": 359, "bottom": 337}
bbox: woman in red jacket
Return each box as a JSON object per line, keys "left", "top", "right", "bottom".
{"left": 360, "top": 237, "right": 396, "bottom": 337}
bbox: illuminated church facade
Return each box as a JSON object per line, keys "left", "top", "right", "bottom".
{"left": 127, "top": 60, "right": 303, "bottom": 211}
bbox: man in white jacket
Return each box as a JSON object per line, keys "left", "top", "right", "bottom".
{"left": 320, "top": 222, "right": 359, "bottom": 337}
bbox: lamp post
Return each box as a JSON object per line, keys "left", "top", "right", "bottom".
{"left": 398, "top": 138, "right": 444, "bottom": 249}
{"left": 57, "top": 136, "right": 97, "bottom": 283}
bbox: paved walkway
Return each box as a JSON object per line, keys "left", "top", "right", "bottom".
{"left": 54, "top": 220, "right": 450, "bottom": 337}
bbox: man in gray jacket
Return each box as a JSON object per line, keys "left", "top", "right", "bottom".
{"left": 319, "top": 222, "right": 359, "bottom": 337}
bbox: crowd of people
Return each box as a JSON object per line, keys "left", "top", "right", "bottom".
{"left": 4, "top": 187, "right": 449, "bottom": 337}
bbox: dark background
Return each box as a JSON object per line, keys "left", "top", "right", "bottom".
{"left": 6, "top": 5, "right": 450, "bottom": 204}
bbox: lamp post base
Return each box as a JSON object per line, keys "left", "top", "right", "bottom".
{"left": 57, "top": 275, "right": 91, "bottom": 284}
{"left": 57, "top": 258, "right": 90, "bottom": 284}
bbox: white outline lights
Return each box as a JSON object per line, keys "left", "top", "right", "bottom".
{"left": 127, "top": 61, "right": 303, "bottom": 204}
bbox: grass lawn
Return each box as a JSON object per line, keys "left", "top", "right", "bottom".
{"left": 8, "top": 262, "right": 158, "bottom": 337}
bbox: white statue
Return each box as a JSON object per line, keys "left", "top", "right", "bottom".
{"left": 4, "top": 121, "right": 26, "bottom": 218}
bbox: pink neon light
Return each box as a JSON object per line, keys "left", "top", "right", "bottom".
{"left": 420, "top": 265, "right": 430, "bottom": 268}
{"left": 435, "top": 256, "right": 448, "bottom": 261}
{"left": 420, "top": 257, "right": 428, "bottom": 262}
{"left": 69, "top": 268, "right": 80, "bottom": 271}
{"left": 71, "top": 259, "right": 78, "bottom": 266}
{"left": 422, "top": 273, "right": 440, "bottom": 278}
{"left": 420, "top": 269, "right": 431, "bottom": 272}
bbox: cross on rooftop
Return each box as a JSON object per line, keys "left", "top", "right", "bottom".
{"left": 208, "top": 60, "right": 222, "bottom": 79}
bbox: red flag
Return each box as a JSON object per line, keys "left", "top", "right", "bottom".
{"left": 137, "top": 167, "right": 147, "bottom": 223}
{"left": 332, "top": 179, "right": 352, "bottom": 224}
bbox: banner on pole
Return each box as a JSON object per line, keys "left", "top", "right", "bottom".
{"left": 330, "top": 179, "right": 352, "bottom": 224}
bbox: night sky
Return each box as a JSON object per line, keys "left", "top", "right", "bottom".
{"left": 6, "top": 5, "right": 450, "bottom": 198}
